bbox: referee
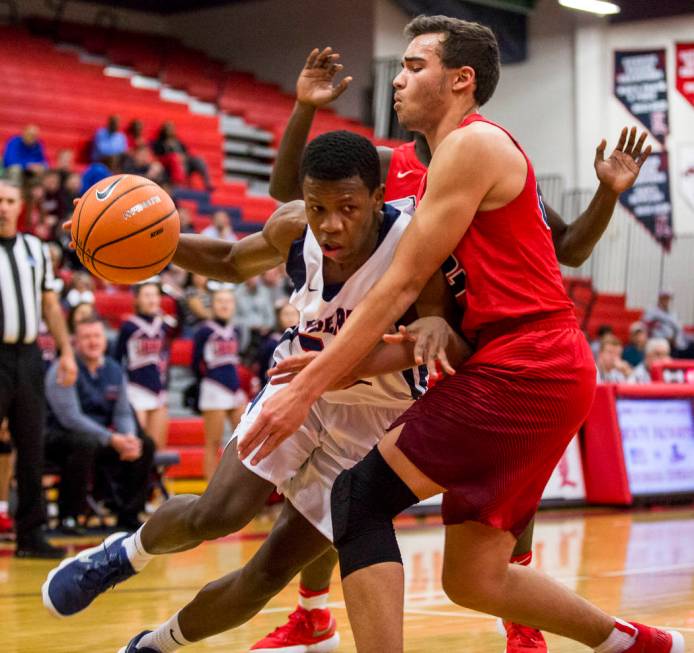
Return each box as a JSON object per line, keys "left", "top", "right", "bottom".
{"left": 0, "top": 179, "right": 76, "bottom": 558}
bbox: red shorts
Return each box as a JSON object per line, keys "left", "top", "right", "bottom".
{"left": 392, "top": 314, "right": 596, "bottom": 537}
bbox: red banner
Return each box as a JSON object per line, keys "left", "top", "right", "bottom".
{"left": 676, "top": 43, "right": 694, "bottom": 108}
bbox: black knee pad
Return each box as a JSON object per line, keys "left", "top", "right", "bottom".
{"left": 0, "top": 440, "right": 12, "bottom": 455}
{"left": 331, "top": 447, "right": 418, "bottom": 579}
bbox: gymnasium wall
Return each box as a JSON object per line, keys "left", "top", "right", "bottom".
{"left": 166, "top": 0, "right": 375, "bottom": 121}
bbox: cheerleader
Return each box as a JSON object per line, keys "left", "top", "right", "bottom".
{"left": 192, "top": 288, "right": 247, "bottom": 479}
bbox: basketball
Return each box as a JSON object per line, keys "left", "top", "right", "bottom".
{"left": 71, "top": 174, "right": 180, "bottom": 284}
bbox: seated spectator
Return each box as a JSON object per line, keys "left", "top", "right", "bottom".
{"left": 643, "top": 291, "right": 689, "bottom": 353}
{"left": 2, "top": 124, "right": 47, "bottom": 180}
{"left": 44, "top": 317, "right": 155, "bottom": 533}
{"left": 153, "top": 121, "right": 213, "bottom": 190}
{"left": 64, "top": 271, "right": 95, "bottom": 309}
{"left": 22, "top": 180, "right": 56, "bottom": 241}
{"left": 126, "top": 119, "right": 146, "bottom": 150}
{"left": 55, "top": 148, "right": 75, "bottom": 184}
{"left": 80, "top": 161, "right": 112, "bottom": 195}
{"left": 123, "top": 144, "right": 166, "bottom": 185}
{"left": 41, "top": 169, "right": 69, "bottom": 230}
{"left": 234, "top": 276, "right": 276, "bottom": 353}
{"left": 262, "top": 265, "right": 292, "bottom": 306}
{"left": 629, "top": 337, "right": 672, "bottom": 384}
{"left": 623, "top": 321, "right": 647, "bottom": 367}
{"left": 182, "top": 273, "right": 212, "bottom": 334}
{"left": 597, "top": 334, "right": 631, "bottom": 383}
{"left": 201, "top": 209, "right": 237, "bottom": 242}
{"left": 92, "top": 115, "right": 127, "bottom": 167}
{"left": 193, "top": 288, "right": 247, "bottom": 479}
{"left": 177, "top": 205, "right": 196, "bottom": 234}
{"left": 255, "top": 301, "right": 300, "bottom": 382}
{"left": 67, "top": 302, "right": 97, "bottom": 334}
{"left": 591, "top": 324, "right": 614, "bottom": 360}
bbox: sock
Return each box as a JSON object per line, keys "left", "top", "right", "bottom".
{"left": 123, "top": 527, "right": 154, "bottom": 572}
{"left": 138, "top": 612, "right": 191, "bottom": 652}
{"left": 594, "top": 619, "right": 638, "bottom": 653}
{"left": 0, "top": 500, "right": 8, "bottom": 514}
{"left": 510, "top": 551, "right": 533, "bottom": 566}
{"left": 298, "top": 584, "right": 330, "bottom": 611}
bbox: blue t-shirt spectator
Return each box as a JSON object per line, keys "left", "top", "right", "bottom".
{"left": 91, "top": 115, "right": 128, "bottom": 162}
{"left": 3, "top": 128, "right": 47, "bottom": 170}
{"left": 80, "top": 162, "right": 111, "bottom": 194}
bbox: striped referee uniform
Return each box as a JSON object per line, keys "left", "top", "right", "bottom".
{"left": 0, "top": 231, "right": 55, "bottom": 538}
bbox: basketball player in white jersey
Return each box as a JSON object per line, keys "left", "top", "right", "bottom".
{"left": 43, "top": 130, "right": 468, "bottom": 653}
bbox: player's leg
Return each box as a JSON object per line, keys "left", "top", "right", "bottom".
{"left": 120, "top": 500, "right": 333, "bottom": 652}
{"left": 202, "top": 408, "right": 225, "bottom": 480}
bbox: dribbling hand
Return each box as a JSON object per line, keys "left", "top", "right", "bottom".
{"left": 297, "top": 47, "right": 353, "bottom": 108}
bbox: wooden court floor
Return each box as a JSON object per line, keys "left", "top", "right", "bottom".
{"left": 2, "top": 507, "right": 694, "bottom": 652}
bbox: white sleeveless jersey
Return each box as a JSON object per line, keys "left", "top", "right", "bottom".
{"left": 277, "top": 203, "right": 427, "bottom": 409}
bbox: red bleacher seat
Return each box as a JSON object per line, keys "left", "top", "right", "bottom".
{"left": 170, "top": 338, "right": 193, "bottom": 367}
{"left": 167, "top": 417, "right": 205, "bottom": 447}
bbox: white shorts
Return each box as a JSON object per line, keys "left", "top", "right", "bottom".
{"left": 199, "top": 378, "right": 248, "bottom": 412}
{"left": 235, "top": 379, "right": 410, "bottom": 541}
{"left": 127, "top": 383, "right": 167, "bottom": 411}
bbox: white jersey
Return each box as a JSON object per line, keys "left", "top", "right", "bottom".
{"left": 278, "top": 203, "right": 427, "bottom": 409}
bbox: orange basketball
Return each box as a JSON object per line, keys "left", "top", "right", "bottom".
{"left": 72, "top": 174, "right": 180, "bottom": 284}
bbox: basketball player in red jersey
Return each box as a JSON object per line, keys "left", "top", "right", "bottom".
{"left": 264, "top": 46, "right": 653, "bottom": 653}
{"left": 241, "top": 17, "right": 680, "bottom": 653}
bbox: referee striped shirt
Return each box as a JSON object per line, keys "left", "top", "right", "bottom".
{"left": 0, "top": 232, "right": 55, "bottom": 345}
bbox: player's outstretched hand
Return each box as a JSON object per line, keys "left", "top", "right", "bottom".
{"left": 297, "top": 47, "right": 353, "bottom": 108}
{"left": 595, "top": 126, "right": 652, "bottom": 195}
{"left": 383, "top": 316, "right": 468, "bottom": 380}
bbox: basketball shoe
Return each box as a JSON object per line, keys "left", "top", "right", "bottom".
{"left": 622, "top": 622, "right": 685, "bottom": 652}
{"left": 250, "top": 606, "right": 340, "bottom": 652}
{"left": 118, "top": 631, "right": 156, "bottom": 653}
{"left": 42, "top": 531, "right": 135, "bottom": 617}
{"left": 498, "top": 619, "right": 548, "bottom": 652}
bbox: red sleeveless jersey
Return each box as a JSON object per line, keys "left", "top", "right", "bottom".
{"left": 384, "top": 141, "right": 427, "bottom": 203}
{"left": 420, "top": 114, "right": 574, "bottom": 339}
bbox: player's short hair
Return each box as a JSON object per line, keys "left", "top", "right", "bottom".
{"left": 300, "top": 130, "right": 381, "bottom": 193}
{"left": 405, "top": 15, "right": 500, "bottom": 106}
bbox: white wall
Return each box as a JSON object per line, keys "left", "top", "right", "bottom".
{"left": 166, "top": 0, "right": 375, "bottom": 120}
{"left": 374, "top": 0, "right": 409, "bottom": 59}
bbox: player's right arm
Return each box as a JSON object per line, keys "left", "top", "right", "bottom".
{"left": 172, "top": 200, "right": 307, "bottom": 282}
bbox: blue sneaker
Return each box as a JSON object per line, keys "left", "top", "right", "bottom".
{"left": 118, "top": 631, "right": 156, "bottom": 652}
{"left": 42, "top": 531, "right": 136, "bottom": 617}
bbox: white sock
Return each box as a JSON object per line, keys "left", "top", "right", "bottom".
{"left": 0, "top": 500, "right": 8, "bottom": 513}
{"left": 123, "top": 527, "right": 154, "bottom": 572}
{"left": 594, "top": 619, "right": 638, "bottom": 653}
{"left": 298, "top": 584, "right": 330, "bottom": 611}
{"left": 138, "top": 612, "right": 191, "bottom": 652}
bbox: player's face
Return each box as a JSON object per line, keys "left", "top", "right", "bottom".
{"left": 213, "top": 290, "right": 236, "bottom": 321}
{"left": 136, "top": 284, "right": 161, "bottom": 315}
{"left": 75, "top": 322, "right": 107, "bottom": 362}
{"left": 303, "top": 175, "right": 384, "bottom": 266}
{"left": 393, "top": 34, "right": 452, "bottom": 132}
{"left": 0, "top": 183, "right": 22, "bottom": 238}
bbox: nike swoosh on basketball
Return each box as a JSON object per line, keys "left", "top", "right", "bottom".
{"left": 95, "top": 177, "right": 124, "bottom": 201}
{"left": 396, "top": 170, "right": 416, "bottom": 179}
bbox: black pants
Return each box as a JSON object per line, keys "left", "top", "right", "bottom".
{"left": 0, "top": 343, "right": 47, "bottom": 538}
{"left": 45, "top": 427, "right": 155, "bottom": 522}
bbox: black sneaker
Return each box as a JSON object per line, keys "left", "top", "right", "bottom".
{"left": 15, "top": 529, "right": 67, "bottom": 559}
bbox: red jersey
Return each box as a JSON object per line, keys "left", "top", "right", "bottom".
{"left": 384, "top": 141, "right": 427, "bottom": 204}
{"left": 421, "top": 114, "right": 574, "bottom": 340}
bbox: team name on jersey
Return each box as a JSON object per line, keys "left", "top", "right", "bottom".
{"left": 135, "top": 337, "right": 163, "bottom": 356}
{"left": 304, "top": 307, "right": 353, "bottom": 337}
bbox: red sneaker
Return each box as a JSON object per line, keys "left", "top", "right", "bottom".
{"left": 498, "top": 619, "right": 548, "bottom": 652}
{"left": 0, "top": 511, "right": 14, "bottom": 536}
{"left": 250, "top": 606, "right": 340, "bottom": 653}
{"left": 624, "top": 622, "right": 685, "bottom": 653}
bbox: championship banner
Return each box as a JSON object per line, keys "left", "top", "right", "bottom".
{"left": 618, "top": 151, "right": 673, "bottom": 250}
{"left": 679, "top": 143, "right": 694, "bottom": 213}
{"left": 614, "top": 49, "right": 669, "bottom": 145}
{"left": 676, "top": 43, "right": 694, "bottom": 108}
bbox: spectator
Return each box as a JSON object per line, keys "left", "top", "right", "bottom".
{"left": 201, "top": 209, "right": 237, "bottom": 242}
{"left": 182, "top": 273, "right": 212, "bottom": 334}
{"left": 596, "top": 334, "right": 631, "bottom": 383}
{"left": 152, "top": 121, "right": 213, "bottom": 190}
{"left": 45, "top": 317, "right": 155, "bottom": 533}
{"left": 126, "top": 119, "right": 146, "bottom": 150}
{"left": 256, "top": 301, "right": 300, "bottom": 382}
{"left": 2, "top": 124, "right": 47, "bottom": 180}
{"left": 643, "top": 291, "right": 688, "bottom": 352}
{"left": 64, "top": 271, "right": 95, "bottom": 309}
{"left": 623, "top": 321, "right": 647, "bottom": 367}
{"left": 193, "top": 288, "right": 247, "bottom": 479}
{"left": 92, "top": 115, "right": 128, "bottom": 167}
{"left": 123, "top": 144, "right": 166, "bottom": 185}
{"left": 177, "top": 206, "right": 196, "bottom": 234}
{"left": 0, "top": 179, "right": 76, "bottom": 558}
{"left": 67, "top": 302, "right": 97, "bottom": 334}
{"left": 41, "top": 169, "right": 68, "bottom": 231}
{"left": 262, "top": 265, "right": 292, "bottom": 306}
{"left": 591, "top": 324, "right": 614, "bottom": 360}
{"left": 0, "top": 418, "right": 13, "bottom": 535}
{"left": 23, "top": 180, "right": 57, "bottom": 241}
{"left": 55, "top": 148, "right": 75, "bottom": 185}
{"left": 114, "top": 282, "right": 175, "bottom": 450}
{"left": 629, "top": 337, "right": 672, "bottom": 384}
{"left": 80, "top": 161, "right": 112, "bottom": 195}
{"left": 234, "top": 276, "right": 276, "bottom": 352}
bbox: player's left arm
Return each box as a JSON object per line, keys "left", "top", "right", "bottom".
{"left": 238, "top": 128, "right": 497, "bottom": 462}
{"left": 549, "top": 127, "right": 651, "bottom": 267}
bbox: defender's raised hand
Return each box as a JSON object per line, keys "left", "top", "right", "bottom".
{"left": 595, "top": 126, "right": 652, "bottom": 195}
{"left": 296, "top": 47, "right": 353, "bottom": 108}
